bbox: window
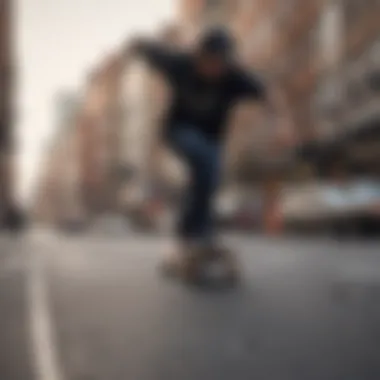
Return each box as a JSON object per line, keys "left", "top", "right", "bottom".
{"left": 239, "top": 0, "right": 256, "bottom": 13}
{"left": 205, "top": 0, "right": 223, "bottom": 10}
{"left": 314, "top": 75, "right": 343, "bottom": 124}
{"left": 318, "top": 0, "right": 345, "bottom": 71}
{"left": 245, "top": 18, "right": 274, "bottom": 63}
{"left": 344, "top": 0, "right": 369, "bottom": 26}
{"left": 368, "top": 70, "right": 380, "bottom": 92}
{"left": 346, "top": 80, "right": 365, "bottom": 106}
{"left": 369, "top": 40, "right": 380, "bottom": 65}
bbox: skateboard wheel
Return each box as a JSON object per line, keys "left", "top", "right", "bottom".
{"left": 179, "top": 254, "right": 202, "bottom": 283}
{"left": 160, "top": 249, "right": 181, "bottom": 278}
{"left": 160, "top": 247, "right": 202, "bottom": 282}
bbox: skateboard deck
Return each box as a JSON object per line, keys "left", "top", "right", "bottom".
{"left": 160, "top": 245, "right": 240, "bottom": 285}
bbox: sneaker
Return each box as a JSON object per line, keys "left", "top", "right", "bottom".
{"left": 177, "top": 241, "right": 204, "bottom": 282}
{"left": 161, "top": 242, "right": 182, "bottom": 277}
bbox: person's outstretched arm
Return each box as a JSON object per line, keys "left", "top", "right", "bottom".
{"left": 124, "top": 37, "right": 180, "bottom": 77}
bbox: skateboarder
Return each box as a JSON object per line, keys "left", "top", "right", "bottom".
{"left": 125, "top": 27, "right": 293, "bottom": 280}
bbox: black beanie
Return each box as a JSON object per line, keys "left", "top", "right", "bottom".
{"left": 198, "top": 27, "right": 235, "bottom": 59}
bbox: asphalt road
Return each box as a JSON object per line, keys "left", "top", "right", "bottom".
{"left": 1, "top": 230, "right": 380, "bottom": 380}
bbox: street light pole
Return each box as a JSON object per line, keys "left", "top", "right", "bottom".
{"left": 0, "top": 0, "right": 19, "bottom": 229}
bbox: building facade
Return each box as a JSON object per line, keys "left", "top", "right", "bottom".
{"left": 74, "top": 53, "right": 126, "bottom": 219}
{"left": 33, "top": 92, "right": 82, "bottom": 224}
{"left": 33, "top": 52, "right": 126, "bottom": 224}
{"left": 313, "top": 0, "right": 380, "bottom": 145}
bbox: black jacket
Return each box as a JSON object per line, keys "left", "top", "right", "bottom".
{"left": 137, "top": 42, "right": 266, "bottom": 142}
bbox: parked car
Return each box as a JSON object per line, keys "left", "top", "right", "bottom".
{"left": 281, "top": 180, "right": 380, "bottom": 237}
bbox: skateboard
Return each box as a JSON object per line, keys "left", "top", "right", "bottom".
{"left": 160, "top": 244, "right": 240, "bottom": 285}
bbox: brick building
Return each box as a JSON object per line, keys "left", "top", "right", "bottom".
{"left": 33, "top": 51, "right": 126, "bottom": 224}
{"left": 69, "top": 53, "right": 126, "bottom": 219}
{"left": 33, "top": 92, "right": 82, "bottom": 224}
{"left": 34, "top": 52, "right": 126, "bottom": 225}
{"left": 312, "top": 0, "right": 380, "bottom": 176}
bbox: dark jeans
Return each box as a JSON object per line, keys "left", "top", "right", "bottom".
{"left": 167, "top": 124, "right": 222, "bottom": 243}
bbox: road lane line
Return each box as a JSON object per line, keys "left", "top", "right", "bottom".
{"left": 27, "top": 244, "right": 65, "bottom": 380}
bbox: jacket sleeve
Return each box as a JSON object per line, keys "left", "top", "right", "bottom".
{"left": 136, "top": 41, "right": 179, "bottom": 76}
{"left": 230, "top": 69, "right": 267, "bottom": 100}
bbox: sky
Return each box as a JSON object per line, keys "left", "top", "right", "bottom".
{"left": 16, "top": 0, "right": 176, "bottom": 204}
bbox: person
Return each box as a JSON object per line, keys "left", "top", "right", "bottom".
{"left": 124, "top": 27, "right": 293, "bottom": 273}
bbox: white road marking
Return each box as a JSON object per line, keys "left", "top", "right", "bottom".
{"left": 27, "top": 239, "right": 65, "bottom": 380}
